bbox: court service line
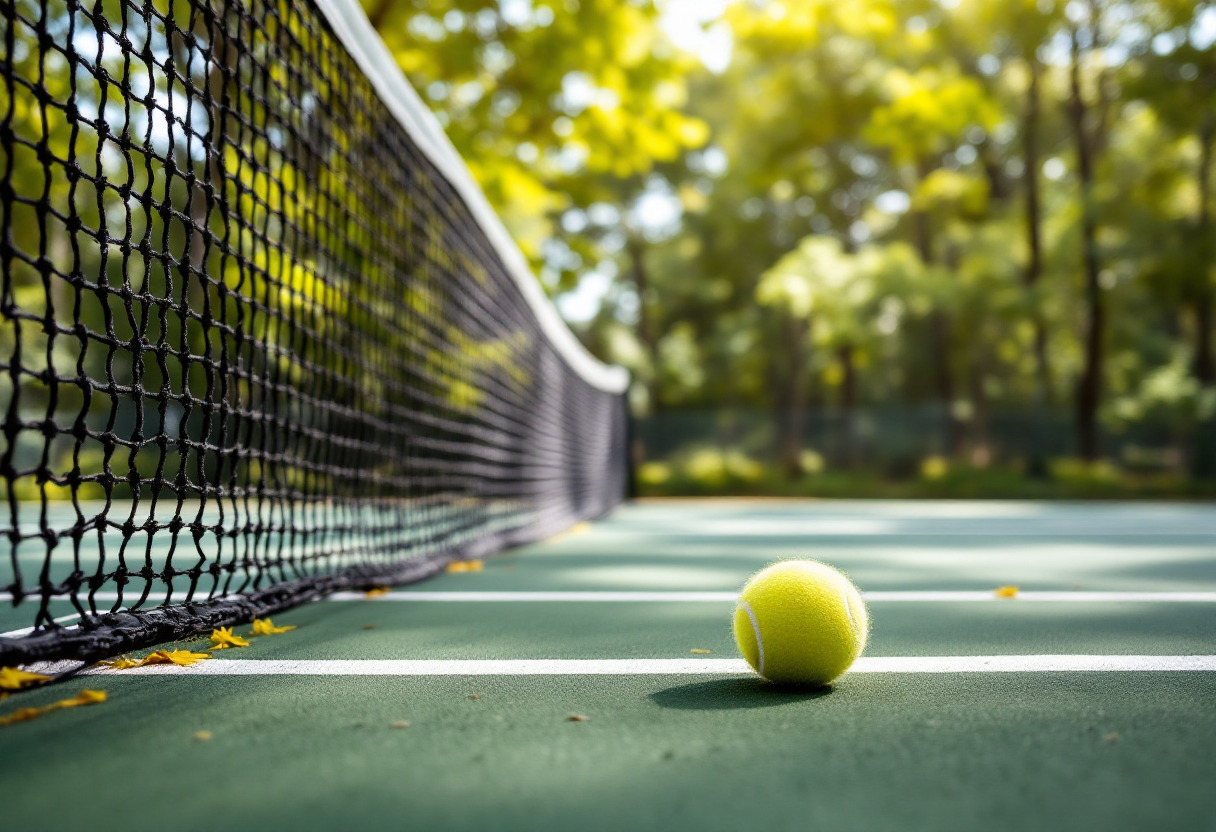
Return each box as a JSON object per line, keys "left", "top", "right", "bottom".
{"left": 79, "top": 655, "right": 1216, "bottom": 676}
{"left": 8, "top": 590, "right": 1216, "bottom": 606}
{"left": 328, "top": 590, "right": 1216, "bottom": 603}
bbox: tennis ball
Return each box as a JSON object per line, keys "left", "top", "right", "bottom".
{"left": 733, "top": 560, "right": 868, "bottom": 686}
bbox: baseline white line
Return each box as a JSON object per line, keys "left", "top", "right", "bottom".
{"left": 78, "top": 655, "right": 1216, "bottom": 676}
{"left": 327, "top": 591, "right": 740, "bottom": 602}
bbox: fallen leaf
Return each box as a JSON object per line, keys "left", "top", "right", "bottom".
{"left": 1104, "top": 732, "right": 1120, "bottom": 743}
{"left": 566, "top": 714, "right": 590, "bottom": 722}
{"left": 98, "top": 655, "right": 142, "bottom": 670}
{"left": 0, "top": 706, "right": 44, "bottom": 726}
{"left": 993, "top": 586, "right": 1019, "bottom": 599}
{"left": 362, "top": 624, "right": 376, "bottom": 630}
{"left": 392, "top": 721, "right": 411, "bottom": 729}
{"left": 467, "top": 694, "right": 480, "bottom": 700}
{"left": 142, "top": 649, "right": 211, "bottom": 667}
{"left": 0, "top": 667, "right": 51, "bottom": 691}
{"left": 208, "top": 627, "right": 251, "bottom": 650}
{"left": 546, "top": 522, "right": 592, "bottom": 544}
{"left": 0, "top": 689, "right": 106, "bottom": 728}
{"left": 690, "top": 648, "right": 712, "bottom": 655}
{"left": 250, "top": 618, "right": 296, "bottom": 636}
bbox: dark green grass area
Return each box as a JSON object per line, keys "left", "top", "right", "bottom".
{"left": 2, "top": 672, "right": 1214, "bottom": 832}
{"left": 638, "top": 463, "right": 1216, "bottom": 500}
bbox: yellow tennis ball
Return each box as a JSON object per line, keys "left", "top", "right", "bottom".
{"left": 734, "top": 560, "right": 868, "bottom": 685}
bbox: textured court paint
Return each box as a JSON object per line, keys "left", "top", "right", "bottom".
{"left": 733, "top": 561, "right": 869, "bottom": 685}
{"left": 8, "top": 591, "right": 1216, "bottom": 639}
{"left": 3, "top": 500, "right": 1215, "bottom": 832}
{"left": 68, "top": 595, "right": 1215, "bottom": 661}
{"left": 1, "top": 673, "right": 1214, "bottom": 832}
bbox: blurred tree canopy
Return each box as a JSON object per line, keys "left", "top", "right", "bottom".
{"left": 367, "top": 0, "right": 1216, "bottom": 470}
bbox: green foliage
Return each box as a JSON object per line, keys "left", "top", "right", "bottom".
{"left": 267, "top": 1, "right": 1216, "bottom": 490}
{"left": 363, "top": 0, "right": 708, "bottom": 288}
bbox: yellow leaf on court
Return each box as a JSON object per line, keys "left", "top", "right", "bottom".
{"left": 0, "top": 667, "right": 50, "bottom": 691}
{"left": 364, "top": 587, "right": 391, "bottom": 597}
{"left": 446, "top": 560, "right": 484, "bottom": 573}
{"left": 994, "top": 586, "right": 1019, "bottom": 599}
{"left": 208, "top": 627, "right": 251, "bottom": 650}
{"left": 98, "top": 655, "right": 142, "bottom": 669}
{"left": 690, "top": 649, "right": 712, "bottom": 655}
{"left": 142, "top": 650, "right": 211, "bottom": 667}
{"left": 250, "top": 618, "right": 296, "bottom": 636}
{"left": 546, "top": 522, "right": 591, "bottom": 544}
{"left": 0, "top": 706, "right": 44, "bottom": 725}
{"left": 0, "top": 689, "right": 106, "bottom": 728}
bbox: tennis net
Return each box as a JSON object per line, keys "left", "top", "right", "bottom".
{"left": 0, "top": 0, "right": 629, "bottom": 668}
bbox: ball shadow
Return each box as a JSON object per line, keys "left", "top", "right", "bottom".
{"left": 649, "top": 677, "right": 834, "bottom": 710}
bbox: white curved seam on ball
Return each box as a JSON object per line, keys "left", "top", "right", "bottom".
{"left": 841, "top": 586, "right": 860, "bottom": 641}
{"left": 739, "top": 600, "right": 765, "bottom": 677}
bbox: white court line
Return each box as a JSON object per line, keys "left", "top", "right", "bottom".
{"left": 327, "top": 590, "right": 1216, "bottom": 603}
{"left": 78, "top": 655, "right": 1216, "bottom": 676}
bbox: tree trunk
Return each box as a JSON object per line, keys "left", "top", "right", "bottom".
{"left": 1068, "top": 26, "right": 1105, "bottom": 462}
{"left": 969, "top": 358, "right": 991, "bottom": 468}
{"left": 1193, "top": 120, "right": 1215, "bottom": 385}
{"left": 627, "top": 234, "right": 662, "bottom": 412}
{"left": 778, "top": 313, "right": 808, "bottom": 479}
{"left": 1193, "top": 120, "right": 1216, "bottom": 478}
{"left": 1023, "top": 59, "right": 1052, "bottom": 477}
{"left": 913, "top": 162, "right": 958, "bottom": 455}
{"left": 839, "top": 343, "right": 859, "bottom": 469}
{"left": 839, "top": 344, "right": 857, "bottom": 412}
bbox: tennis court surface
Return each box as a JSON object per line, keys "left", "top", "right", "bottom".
{"left": 3, "top": 499, "right": 1214, "bottom": 831}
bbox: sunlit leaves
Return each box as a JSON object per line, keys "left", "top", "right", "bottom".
{"left": 365, "top": 0, "right": 708, "bottom": 286}
{"left": 866, "top": 69, "right": 1001, "bottom": 165}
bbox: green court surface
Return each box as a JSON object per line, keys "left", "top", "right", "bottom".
{"left": 3, "top": 500, "right": 1215, "bottom": 831}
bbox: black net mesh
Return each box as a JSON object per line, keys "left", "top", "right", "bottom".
{"left": 0, "top": 0, "right": 627, "bottom": 667}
